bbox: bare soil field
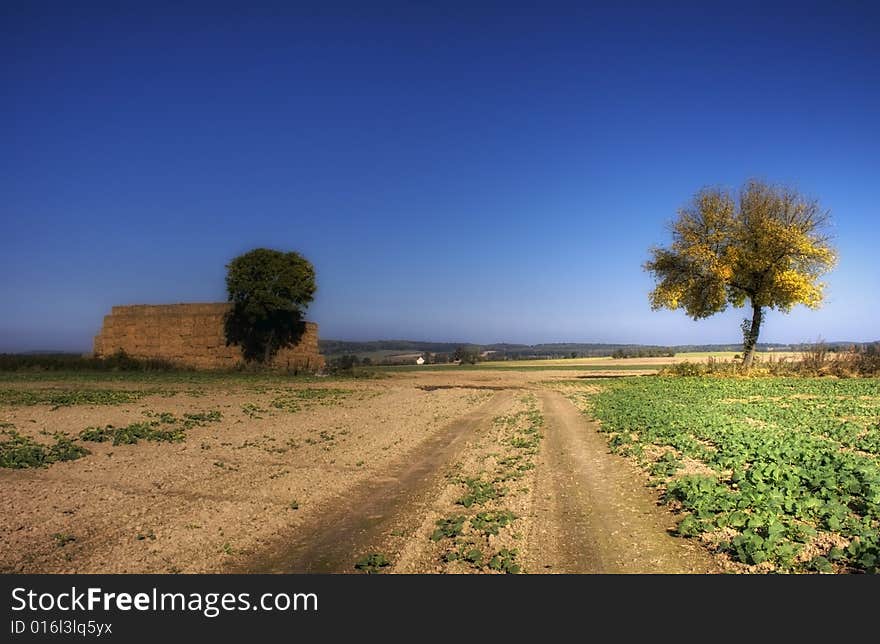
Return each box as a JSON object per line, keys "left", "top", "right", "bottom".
{"left": 1, "top": 368, "right": 721, "bottom": 574}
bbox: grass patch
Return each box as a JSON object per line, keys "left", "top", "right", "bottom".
{"left": 80, "top": 410, "right": 222, "bottom": 446}
{"left": 0, "top": 351, "right": 179, "bottom": 373}
{"left": 241, "top": 403, "right": 267, "bottom": 419}
{"left": 0, "top": 388, "right": 156, "bottom": 408}
{"left": 0, "top": 430, "right": 90, "bottom": 468}
{"left": 270, "top": 387, "right": 353, "bottom": 412}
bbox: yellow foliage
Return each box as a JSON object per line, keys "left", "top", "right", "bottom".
{"left": 645, "top": 180, "right": 835, "bottom": 320}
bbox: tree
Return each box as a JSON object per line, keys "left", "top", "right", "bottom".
{"left": 644, "top": 180, "right": 836, "bottom": 370}
{"left": 223, "top": 248, "right": 316, "bottom": 364}
{"left": 330, "top": 354, "right": 359, "bottom": 372}
{"left": 453, "top": 346, "right": 479, "bottom": 365}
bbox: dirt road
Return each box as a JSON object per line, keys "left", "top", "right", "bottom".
{"left": 526, "top": 390, "right": 718, "bottom": 573}
{"left": 239, "top": 391, "right": 515, "bottom": 573}
{"left": 240, "top": 386, "right": 718, "bottom": 574}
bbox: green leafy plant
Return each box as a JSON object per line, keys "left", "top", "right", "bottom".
{"left": 0, "top": 430, "right": 90, "bottom": 469}
{"left": 470, "top": 510, "right": 516, "bottom": 536}
{"left": 80, "top": 410, "right": 222, "bottom": 446}
{"left": 456, "top": 477, "right": 504, "bottom": 508}
{"left": 431, "top": 515, "right": 466, "bottom": 541}
{"left": 488, "top": 549, "right": 521, "bottom": 574}
{"left": 354, "top": 553, "right": 391, "bottom": 574}
{"left": 0, "top": 388, "right": 153, "bottom": 408}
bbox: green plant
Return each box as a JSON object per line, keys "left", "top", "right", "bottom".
{"left": 51, "top": 533, "right": 76, "bottom": 547}
{"left": 431, "top": 515, "right": 466, "bottom": 541}
{"left": 80, "top": 422, "right": 185, "bottom": 445}
{"left": 0, "top": 430, "right": 90, "bottom": 469}
{"left": 0, "top": 388, "right": 154, "bottom": 408}
{"left": 456, "top": 477, "right": 504, "bottom": 508}
{"left": 80, "top": 410, "right": 222, "bottom": 446}
{"left": 488, "top": 549, "right": 521, "bottom": 574}
{"left": 181, "top": 410, "right": 222, "bottom": 427}
{"left": 458, "top": 546, "right": 483, "bottom": 566}
{"left": 270, "top": 388, "right": 352, "bottom": 412}
{"left": 354, "top": 553, "right": 391, "bottom": 573}
{"left": 470, "top": 510, "right": 516, "bottom": 536}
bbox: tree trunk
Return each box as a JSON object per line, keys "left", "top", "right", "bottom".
{"left": 262, "top": 329, "right": 276, "bottom": 365}
{"left": 742, "top": 303, "right": 763, "bottom": 371}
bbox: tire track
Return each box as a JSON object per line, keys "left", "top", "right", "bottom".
{"left": 527, "top": 390, "right": 719, "bottom": 573}
{"left": 236, "top": 391, "right": 515, "bottom": 573}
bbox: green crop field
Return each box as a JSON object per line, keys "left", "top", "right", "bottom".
{"left": 575, "top": 377, "right": 880, "bottom": 572}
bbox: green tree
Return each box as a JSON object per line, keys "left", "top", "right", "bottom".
{"left": 453, "top": 346, "right": 480, "bottom": 365}
{"left": 645, "top": 180, "right": 836, "bottom": 370}
{"left": 223, "top": 248, "right": 316, "bottom": 364}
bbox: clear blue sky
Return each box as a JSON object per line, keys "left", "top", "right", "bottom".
{"left": 2, "top": 1, "right": 878, "bottom": 351}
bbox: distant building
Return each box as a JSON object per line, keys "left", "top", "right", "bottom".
{"left": 416, "top": 356, "right": 425, "bottom": 365}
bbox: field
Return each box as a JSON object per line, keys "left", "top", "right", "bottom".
{"left": 373, "top": 351, "right": 801, "bottom": 372}
{"left": 566, "top": 377, "right": 880, "bottom": 572}
{"left": 1, "top": 363, "right": 876, "bottom": 574}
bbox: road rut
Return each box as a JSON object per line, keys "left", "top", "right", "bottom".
{"left": 528, "top": 390, "right": 719, "bottom": 573}
{"left": 239, "top": 391, "right": 515, "bottom": 573}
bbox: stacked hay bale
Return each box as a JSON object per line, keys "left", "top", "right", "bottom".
{"left": 93, "top": 303, "right": 325, "bottom": 371}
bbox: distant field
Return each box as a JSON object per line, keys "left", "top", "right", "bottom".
{"left": 371, "top": 351, "right": 799, "bottom": 372}
{"left": 371, "top": 362, "right": 656, "bottom": 372}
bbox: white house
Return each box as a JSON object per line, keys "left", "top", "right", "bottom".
{"left": 416, "top": 356, "right": 425, "bottom": 365}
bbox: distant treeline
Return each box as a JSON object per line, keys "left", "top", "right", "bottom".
{"left": 319, "top": 340, "right": 464, "bottom": 355}
{"left": 611, "top": 347, "right": 675, "bottom": 358}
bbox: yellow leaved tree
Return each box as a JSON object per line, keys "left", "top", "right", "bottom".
{"left": 644, "top": 180, "right": 836, "bottom": 370}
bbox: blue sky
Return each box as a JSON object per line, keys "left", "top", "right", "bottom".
{"left": 2, "top": 2, "right": 878, "bottom": 351}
